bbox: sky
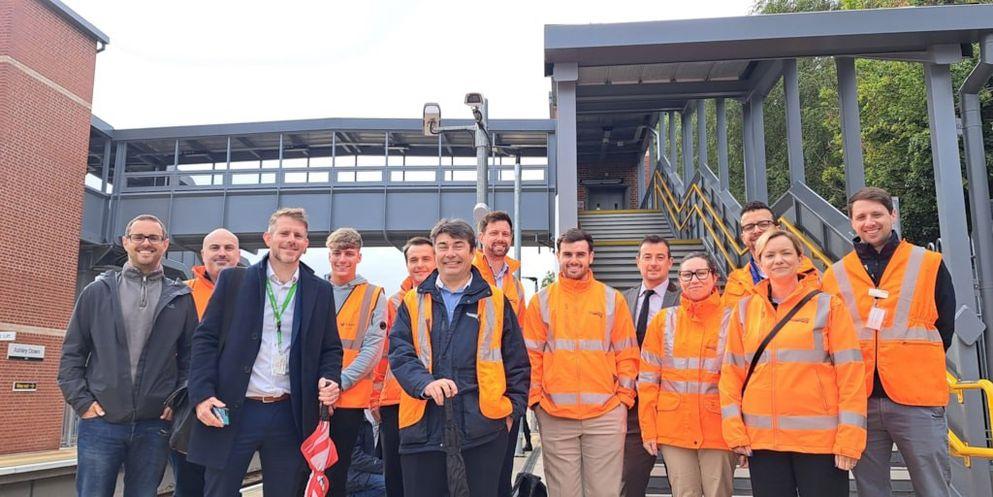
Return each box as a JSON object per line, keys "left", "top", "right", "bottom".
{"left": 64, "top": 0, "right": 753, "bottom": 293}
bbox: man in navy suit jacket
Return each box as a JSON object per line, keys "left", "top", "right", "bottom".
{"left": 188, "top": 208, "right": 343, "bottom": 497}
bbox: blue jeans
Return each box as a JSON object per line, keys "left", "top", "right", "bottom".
{"left": 349, "top": 474, "right": 386, "bottom": 497}
{"left": 76, "top": 417, "right": 171, "bottom": 497}
{"left": 171, "top": 449, "right": 205, "bottom": 497}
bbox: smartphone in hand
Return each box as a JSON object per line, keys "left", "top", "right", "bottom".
{"left": 211, "top": 406, "right": 230, "bottom": 426}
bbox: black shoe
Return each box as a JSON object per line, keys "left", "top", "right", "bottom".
{"left": 523, "top": 442, "right": 533, "bottom": 452}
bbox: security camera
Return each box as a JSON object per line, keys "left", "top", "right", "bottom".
{"left": 423, "top": 103, "right": 441, "bottom": 136}
{"left": 464, "top": 92, "right": 484, "bottom": 109}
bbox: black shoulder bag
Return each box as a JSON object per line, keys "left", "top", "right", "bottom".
{"left": 169, "top": 267, "right": 246, "bottom": 453}
{"left": 740, "top": 290, "right": 821, "bottom": 396}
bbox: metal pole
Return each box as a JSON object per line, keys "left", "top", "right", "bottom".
{"left": 836, "top": 57, "right": 866, "bottom": 197}
{"left": 697, "top": 100, "right": 708, "bottom": 172}
{"left": 750, "top": 96, "right": 768, "bottom": 203}
{"left": 554, "top": 63, "right": 579, "bottom": 232}
{"left": 959, "top": 34, "right": 993, "bottom": 378}
{"left": 476, "top": 98, "right": 490, "bottom": 207}
{"left": 716, "top": 98, "right": 729, "bottom": 192}
{"left": 514, "top": 153, "right": 522, "bottom": 265}
{"left": 682, "top": 109, "right": 694, "bottom": 182}
{"left": 668, "top": 111, "right": 677, "bottom": 166}
{"left": 924, "top": 60, "right": 993, "bottom": 496}
{"left": 783, "top": 58, "right": 806, "bottom": 185}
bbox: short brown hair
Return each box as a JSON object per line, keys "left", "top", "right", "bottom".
{"left": 402, "top": 236, "right": 433, "bottom": 258}
{"left": 478, "top": 211, "right": 513, "bottom": 235}
{"left": 430, "top": 219, "right": 476, "bottom": 247}
{"left": 680, "top": 251, "right": 717, "bottom": 274}
{"left": 847, "top": 186, "right": 894, "bottom": 216}
{"left": 639, "top": 234, "right": 671, "bottom": 253}
{"left": 267, "top": 207, "right": 308, "bottom": 233}
{"left": 556, "top": 228, "right": 594, "bottom": 252}
{"left": 326, "top": 227, "right": 362, "bottom": 250}
{"left": 740, "top": 201, "right": 774, "bottom": 220}
{"left": 125, "top": 214, "right": 168, "bottom": 239}
{"left": 754, "top": 230, "right": 804, "bottom": 259}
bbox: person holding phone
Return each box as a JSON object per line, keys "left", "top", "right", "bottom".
{"left": 718, "top": 230, "right": 867, "bottom": 497}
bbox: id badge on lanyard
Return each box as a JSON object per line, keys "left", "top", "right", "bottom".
{"left": 867, "top": 288, "right": 889, "bottom": 331}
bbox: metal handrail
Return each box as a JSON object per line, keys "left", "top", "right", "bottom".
{"left": 652, "top": 165, "right": 993, "bottom": 465}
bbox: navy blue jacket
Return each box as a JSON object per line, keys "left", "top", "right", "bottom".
{"left": 388, "top": 267, "right": 530, "bottom": 454}
{"left": 187, "top": 256, "right": 342, "bottom": 469}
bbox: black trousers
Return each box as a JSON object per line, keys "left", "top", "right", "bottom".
{"left": 401, "top": 433, "right": 508, "bottom": 497}
{"left": 326, "top": 407, "right": 365, "bottom": 497}
{"left": 749, "top": 450, "right": 848, "bottom": 497}
{"left": 380, "top": 405, "right": 404, "bottom": 497}
{"left": 498, "top": 416, "right": 522, "bottom": 497}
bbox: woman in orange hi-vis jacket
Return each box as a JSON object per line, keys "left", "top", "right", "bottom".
{"left": 638, "top": 252, "right": 737, "bottom": 497}
{"left": 719, "top": 230, "right": 866, "bottom": 497}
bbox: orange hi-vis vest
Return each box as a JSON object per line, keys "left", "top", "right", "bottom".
{"left": 821, "top": 241, "right": 947, "bottom": 407}
{"left": 638, "top": 291, "right": 731, "bottom": 451}
{"left": 472, "top": 251, "right": 526, "bottom": 324}
{"left": 398, "top": 286, "right": 512, "bottom": 429}
{"left": 522, "top": 275, "right": 639, "bottom": 420}
{"left": 718, "top": 281, "right": 867, "bottom": 459}
{"left": 185, "top": 266, "right": 215, "bottom": 319}
{"left": 337, "top": 282, "right": 385, "bottom": 409}
{"left": 371, "top": 277, "right": 415, "bottom": 409}
{"left": 723, "top": 256, "right": 821, "bottom": 308}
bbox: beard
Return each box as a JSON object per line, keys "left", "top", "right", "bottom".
{"left": 488, "top": 243, "right": 509, "bottom": 257}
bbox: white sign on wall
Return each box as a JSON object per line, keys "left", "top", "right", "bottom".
{"left": 7, "top": 343, "right": 45, "bottom": 361}
{"left": 0, "top": 332, "right": 15, "bottom": 341}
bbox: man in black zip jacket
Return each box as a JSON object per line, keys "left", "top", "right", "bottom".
{"left": 59, "top": 214, "right": 198, "bottom": 497}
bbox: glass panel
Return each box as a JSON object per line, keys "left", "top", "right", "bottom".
{"left": 522, "top": 169, "right": 545, "bottom": 181}
{"left": 232, "top": 173, "right": 259, "bottom": 185}
{"left": 84, "top": 173, "right": 103, "bottom": 190}
{"left": 405, "top": 156, "right": 439, "bottom": 166}
{"left": 337, "top": 171, "right": 356, "bottom": 182}
{"left": 285, "top": 172, "right": 308, "bottom": 183}
{"left": 230, "top": 160, "right": 260, "bottom": 170}
{"left": 261, "top": 159, "right": 280, "bottom": 169}
{"left": 452, "top": 170, "right": 476, "bottom": 181}
{"left": 213, "top": 174, "right": 225, "bottom": 185}
{"left": 356, "top": 170, "right": 382, "bottom": 182}
{"left": 282, "top": 157, "right": 309, "bottom": 169}
{"left": 309, "top": 171, "right": 329, "bottom": 183}
{"left": 260, "top": 173, "right": 276, "bottom": 183}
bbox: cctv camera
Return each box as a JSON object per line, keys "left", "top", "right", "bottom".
{"left": 423, "top": 102, "right": 441, "bottom": 136}
{"left": 464, "top": 92, "right": 484, "bottom": 109}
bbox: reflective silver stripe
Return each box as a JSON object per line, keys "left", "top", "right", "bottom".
{"left": 638, "top": 371, "right": 661, "bottom": 384}
{"left": 612, "top": 337, "right": 637, "bottom": 350}
{"left": 811, "top": 293, "right": 831, "bottom": 355}
{"left": 879, "top": 326, "right": 942, "bottom": 343}
{"left": 889, "top": 246, "right": 925, "bottom": 338}
{"left": 414, "top": 294, "right": 433, "bottom": 370}
{"left": 342, "top": 285, "right": 380, "bottom": 350}
{"left": 831, "top": 348, "right": 863, "bottom": 364}
{"left": 524, "top": 339, "right": 544, "bottom": 351}
{"left": 641, "top": 349, "right": 665, "bottom": 367}
{"left": 513, "top": 278, "right": 525, "bottom": 303}
{"left": 839, "top": 411, "right": 867, "bottom": 428}
{"left": 537, "top": 288, "right": 551, "bottom": 327}
{"left": 662, "top": 308, "right": 677, "bottom": 361}
{"left": 389, "top": 291, "right": 404, "bottom": 312}
{"left": 547, "top": 392, "right": 613, "bottom": 406}
{"left": 831, "top": 258, "right": 872, "bottom": 340}
{"left": 738, "top": 297, "right": 749, "bottom": 327}
{"left": 743, "top": 413, "right": 773, "bottom": 429}
{"left": 712, "top": 308, "right": 732, "bottom": 373}
{"left": 778, "top": 415, "right": 838, "bottom": 430}
{"left": 726, "top": 352, "right": 749, "bottom": 368}
{"left": 618, "top": 376, "right": 636, "bottom": 390}
{"left": 776, "top": 349, "right": 830, "bottom": 363}
{"left": 604, "top": 284, "right": 617, "bottom": 348}
{"left": 722, "top": 404, "right": 741, "bottom": 418}
{"left": 478, "top": 297, "right": 503, "bottom": 362}
{"left": 660, "top": 380, "right": 719, "bottom": 395}
{"left": 547, "top": 339, "right": 607, "bottom": 352}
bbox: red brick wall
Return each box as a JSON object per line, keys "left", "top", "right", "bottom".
{"left": 577, "top": 161, "right": 640, "bottom": 210}
{"left": 0, "top": 0, "right": 99, "bottom": 454}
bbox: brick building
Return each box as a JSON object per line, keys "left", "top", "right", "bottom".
{"left": 0, "top": 0, "right": 107, "bottom": 454}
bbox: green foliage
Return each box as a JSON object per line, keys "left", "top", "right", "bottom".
{"left": 540, "top": 270, "right": 556, "bottom": 288}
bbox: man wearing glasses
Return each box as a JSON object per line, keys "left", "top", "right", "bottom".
{"left": 620, "top": 235, "right": 681, "bottom": 497}
{"left": 59, "top": 214, "right": 198, "bottom": 497}
{"left": 722, "top": 201, "right": 821, "bottom": 307}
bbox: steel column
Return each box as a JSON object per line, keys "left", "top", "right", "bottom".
{"left": 924, "top": 61, "right": 993, "bottom": 496}
{"left": 836, "top": 57, "right": 866, "bottom": 197}
{"left": 668, "top": 111, "right": 677, "bottom": 166}
{"left": 744, "top": 98, "right": 768, "bottom": 202}
{"left": 716, "top": 98, "right": 729, "bottom": 192}
{"left": 514, "top": 153, "right": 522, "bottom": 265}
{"left": 742, "top": 100, "right": 755, "bottom": 199}
{"left": 682, "top": 109, "right": 694, "bottom": 181}
{"left": 783, "top": 58, "right": 806, "bottom": 185}
{"left": 554, "top": 63, "right": 579, "bottom": 233}
{"left": 697, "top": 100, "right": 708, "bottom": 171}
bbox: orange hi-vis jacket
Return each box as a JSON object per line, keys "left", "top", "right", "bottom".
{"left": 472, "top": 251, "right": 526, "bottom": 325}
{"left": 523, "top": 275, "right": 639, "bottom": 420}
{"left": 398, "top": 285, "right": 512, "bottom": 428}
{"left": 821, "top": 241, "right": 947, "bottom": 406}
{"left": 638, "top": 291, "right": 731, "bottom": 451}
{"left": 185, "top": 266, "right": 215, "bottom": 319}
{"left": 336, "top": 282, "right": 385, "bottom": 409}
{"left": 718, "top": 281, "right": 867, "bottom": 459}
{"left": 370, "top": 277, "right": 416, "bottom": 409}
{"left": 723, "top": 256, "right": 821, "bottom": 307}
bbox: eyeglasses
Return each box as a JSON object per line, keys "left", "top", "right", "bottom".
{"left": 678, "top": 269, "right": 713, "bottom": 282}
{"left": 126, "top": 234, "right": 165, "bottom": 244}
{"left": 741, "top": 220, "right": 775, "bottom": 233}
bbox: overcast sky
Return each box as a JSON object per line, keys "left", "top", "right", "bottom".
{"left": 65, "top": 0, "right": 753, "bottom": 292}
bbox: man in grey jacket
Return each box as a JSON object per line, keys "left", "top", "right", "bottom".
{"left": 59, "top": 214, "right": 197, "bottom": 497}
{"left": 324, "top": 227, "right": 387, "bottom": 497}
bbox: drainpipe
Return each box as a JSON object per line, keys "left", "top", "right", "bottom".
{"left": 959, "top": 33, "right": 993, "bottom": 377}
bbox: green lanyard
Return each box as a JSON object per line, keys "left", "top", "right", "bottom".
{"left": 265, "top": 279, "right": 298, "bottom": 348}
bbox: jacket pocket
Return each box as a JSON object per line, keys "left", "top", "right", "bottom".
{"left": 459, "top": 389, "right": 504, "bottom": 441}
{"left": 399, "top": 416, "right": 429, "bottom": 445}
{"left": 657, "top": 392, "right": 681, "bottom": 411}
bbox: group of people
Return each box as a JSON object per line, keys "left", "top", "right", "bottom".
{"left": 57, "top": 185, "right": 955, "bottom": 497}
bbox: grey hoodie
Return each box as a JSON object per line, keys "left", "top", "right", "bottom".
{"left": 331, "top": 275, "right": 387, "bottom": 392}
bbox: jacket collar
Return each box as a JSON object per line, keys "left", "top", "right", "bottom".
{"left": 555, "top": 272, "right": 597, "bottom": 294}
{"left": 681, "top": 290, "right": 721, "bottom": 319}
{"left": 418, "top": 267, "right": 492, "bottom": 303}
{"left": 472, "top": 250, "right": 520, "bottom": 283}
{"left": 853, "top": 231, "right": 900, "bottom": 260}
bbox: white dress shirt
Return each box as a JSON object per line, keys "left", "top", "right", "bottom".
{"left": 634, "top": 280, "right": 670, "bottom": 325}
{"left": 246, "top": 262, "right": 300, "bottom": 398}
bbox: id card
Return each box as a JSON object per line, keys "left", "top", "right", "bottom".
{"left": 272, "top": 350, "right": 289, "bottom": 376}
{"left": 867, "top": 306, "right": 886, "bottom": 331}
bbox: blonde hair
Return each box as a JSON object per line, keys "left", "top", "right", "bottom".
{"left": 754, "top": 229, "right": 804, "bottom": 259}
{"left": 326, "top": 227, "right": 363, "bottom": 250}
{"left": 267, "top": 208, "right": 308, "bottom": 233}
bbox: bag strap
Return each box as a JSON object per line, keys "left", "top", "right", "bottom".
{"left": 741, "top": 290, "right": 821, "bottom": 396}
{"left": 218, "top": 267, "right": 247, "bottom": 352}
